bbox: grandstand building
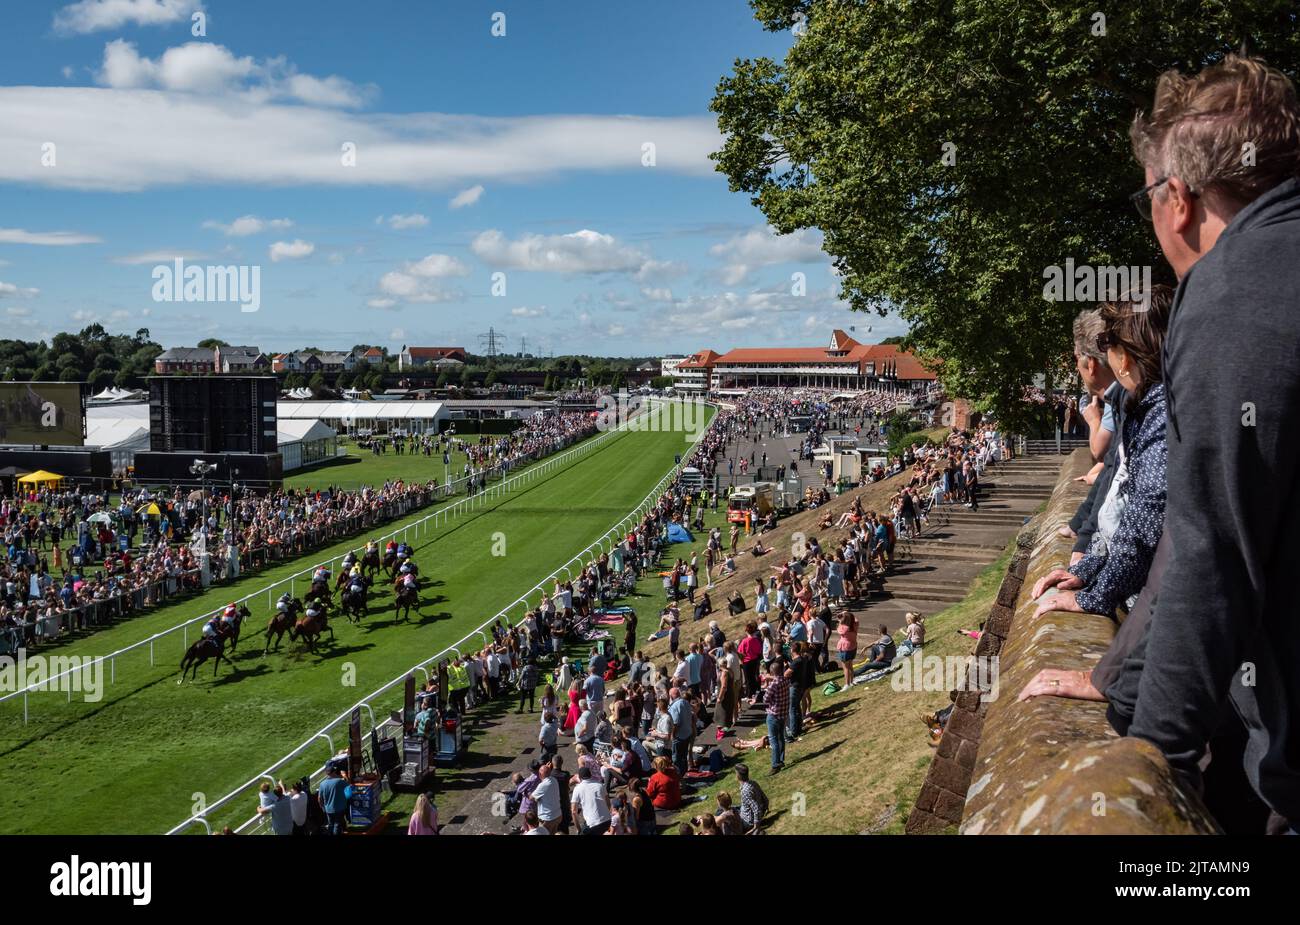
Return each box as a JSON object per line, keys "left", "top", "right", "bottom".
{"left": 670, "top": 350, "right": 720, "bottom": 394}
{"left": 679, "top": 330, "right": 936, "bottom": 395}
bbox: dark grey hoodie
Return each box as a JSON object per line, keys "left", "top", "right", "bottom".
{"left": 1126, "top": 177, "right": 1300, "bottom": 827}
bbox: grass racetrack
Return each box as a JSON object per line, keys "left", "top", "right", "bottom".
{"left": 0, "top": 405, "right": 709, "bottom": 834}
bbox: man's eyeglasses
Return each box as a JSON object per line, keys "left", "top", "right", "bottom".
{"left": 1130, "top": 176, "right": 1198, "bottom": 221}
{"left": 1095, "top": 331, "right": 1115, "bottom": 354}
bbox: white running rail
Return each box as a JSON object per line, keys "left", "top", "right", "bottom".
{"left": 166, "top": 399, "right": 716, "bottom": 834}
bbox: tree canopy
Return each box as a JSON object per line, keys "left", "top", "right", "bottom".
{"left": 711, "top": 0, "right": 1300, "bottom": 429}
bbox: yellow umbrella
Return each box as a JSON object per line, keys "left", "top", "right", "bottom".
{"left": 17, "top": 469, "right": 64, "bottom": 487}
{"left": 138, "top": 502, "right": 162, "bottom": 516}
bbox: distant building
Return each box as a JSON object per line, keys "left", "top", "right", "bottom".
{"left": 154, "top": 347, "right": 216, "bottom": 374}
{"left": 671, "top": 350, "right": 720, "bottom": 394}
{"left": 660, "top": 355, "right": 686, "bottom": 378}
{"left": 704, "top": 329, "right": 936, "bottom": 393}
{"left": 399, "top": 345, "right": 469, "bottom": 370}
{"left": 360, "top": 347, "right": 386, "bottom": 366}
{"left": 317, "top": 351, "right": 355, "bottom": 372}
{"left": 214, "top": 345, "right": 261, "bottom": 373}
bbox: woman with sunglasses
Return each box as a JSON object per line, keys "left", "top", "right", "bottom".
{"left": 1029, "top": 284, "right": 1174, "bottom": 624}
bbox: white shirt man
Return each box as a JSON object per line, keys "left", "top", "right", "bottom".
{"left": 570, "top": 770, "right": 611, "bottom": 833}
{"left": 533, "top": 773, "right": 562, "bottom": 826}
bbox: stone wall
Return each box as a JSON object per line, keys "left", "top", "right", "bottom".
{"left": 908, "top": 449, "right": 1218, "bottom": 835}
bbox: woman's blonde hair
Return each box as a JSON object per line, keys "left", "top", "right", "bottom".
{"left": 414, "top": 792, "right": 435, "bottom": 827}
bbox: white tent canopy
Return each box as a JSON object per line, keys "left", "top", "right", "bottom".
{"left": 276, "top": 400, "right": 446, "bottom": 423}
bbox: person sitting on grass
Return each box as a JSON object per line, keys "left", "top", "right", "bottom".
{"left": 898, "top": 612, "right": 925, "bottom": 657}
{"left": 735, "top": 763, "right": 769, "bottom": 833}
{"left": 858, "top": 624, "right": 898, "bottom": 672}
{"left": 645, "top": 755, "right": 683, "bottom": 810}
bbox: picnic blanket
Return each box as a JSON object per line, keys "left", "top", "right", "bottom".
{"left": 596, "top": 614, "right": 625, "bottom": 626}
{"left": 851, "top": 661, "right": 904, "bottom": 686}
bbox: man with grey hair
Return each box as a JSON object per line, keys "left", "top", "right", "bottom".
{"left": 1117, "top": 53, "right": 1300, "bottom": 834}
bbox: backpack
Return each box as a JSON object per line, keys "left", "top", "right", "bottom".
{"left": 822, "top": 681, "right": 840, "bottom": 696}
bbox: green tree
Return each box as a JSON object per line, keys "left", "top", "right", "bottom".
{"left": 710, "top": 0, "right": 1300, "bottom": 430}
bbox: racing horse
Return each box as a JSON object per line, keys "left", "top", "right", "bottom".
{"left": 289, "top": 607, "right": 335, "bottom": 651}
{"left": 303, "top": 576, "right": 333, "bottom": 609}
{"left": 339, "top": 574, "right": 371, "bottom": 623}
{"left": 382, "top": 547, "right": 400, "bottom": 578}
{"left": 360, "top": 545, "right": 382, "bottom": 580}
{"left": 265, "top": 597, "right": 304, "bottom": 652}
{"left": 179, "top": 635, "right": 234, "bottom": 682}
{"left": 221, "top": 604, "right": 253, "bottom": 652}
{"left": 394, "top": 582, "right": 420, "bottom": 623}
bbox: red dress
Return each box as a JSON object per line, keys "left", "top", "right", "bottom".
{"left": 563, "top": 689, "right": 581, "bottom": 731}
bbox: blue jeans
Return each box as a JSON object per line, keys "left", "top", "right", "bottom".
{"left": 787, "top": 685, "right": 803, "bottom": 738}
{"left": 766, "top": 714, "right": 786, "bottom": 769}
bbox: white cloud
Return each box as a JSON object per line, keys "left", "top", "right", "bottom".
{"left": 449, "top": 184, "right": 484, "bottom": 209}
{"left": 269, "top": 239, "right": 315, "bottom": 262}
{"left": 389, "top": 327, "right": 406, "bottom": 340}
{"left": 62, "top": 66, "right": 76, "bottom": 80}
{"left": 633, "top": 259, "right": 688, "bottom": 282}
{"left": 375, "top": 252, "right": 469, "bottom": 304}
{"left": 383, "top": 213, "right": 429, "bottom": 230}
{"left": 471, "top": 229, "right": 647, "bottom": 274}
{"left": 112, "top": 249, "right": 208, "bottom": 265}
{"left": 202, "top": 215, "right": 293, "bottom": 236}
{"left": 0, "top": 228, "right": 101, "bottom": 246}
{"left": 510, "top": 306, "right": 546, "bottom": 318}
{"left": 0, "top": 282, "right": 40, "bottom": 299}
{"left": 95, "top": 40, "right": 374, "bottom": 109}
{"left": 710, "top": 225, "right": 826, "bottom": 284}
{"left": 54, "top": 0, "right": 199, "bottom": 35}
{"left": 6, "top": 306, "right": 33, "bottom": 317}
{"left": 0, "top": 88, "right": 720, "bottom": 191}
{"left": 640, "top": 286, "right": 674, "bottom": 302}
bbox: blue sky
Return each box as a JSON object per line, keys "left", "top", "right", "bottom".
{"left": 0, "top": 0, "right": 905, "bottom": 356}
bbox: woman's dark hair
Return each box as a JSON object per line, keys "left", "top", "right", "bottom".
{"left": 1098, "top": 283, "right": 1174, "bottom": 410}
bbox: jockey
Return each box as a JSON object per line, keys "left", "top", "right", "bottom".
{"left": 202, "top": 614, "right": 222, "bottom": 639}
{"left": 401, "top": 570, "right": 417, "bottom": 590}
{"left": 220, "top": 602, "right": 238, "bottom": 627}
{"left": 349, "top": 563, "right": 362, "bottom": 580}
{"left": 305, "top": 601, "right": 322, "bottom": 620}
{"left": 385, "top": 539, "right": 397, "bottom": 555}
{"left": 366, "top": 539, "right": 379, "bottom": 556}
{"left": 313, "top": 565, "right": 330, "bottom": 584}
{"left": 276, "top": 592, "right": 292, "bottom": 614}
{"left": 341, "top": 550, "right": 357, "bottom": 570}
{"left": 396, "top": 542, "right": 412, "bottom": 559}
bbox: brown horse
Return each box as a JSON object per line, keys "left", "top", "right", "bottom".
{"left": 220, "top": 604, "right": 252, "bottom": 652}
{"left": 265, "top": 598, "right": 304, "bottom": 652}
{"left": 179, "top": 636, "right": 233, "bottom": 682}
{"left": 394, "top": 584, "right": 419, "bottom": 622}
{"left": 360, "top": 547, "right": 381, "bottom": 580}
{"left": 290, "top": 609, "right": 335, "bottom": 651}
{"left": 304, "top": 579, "right": 332, "bottom": 609}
